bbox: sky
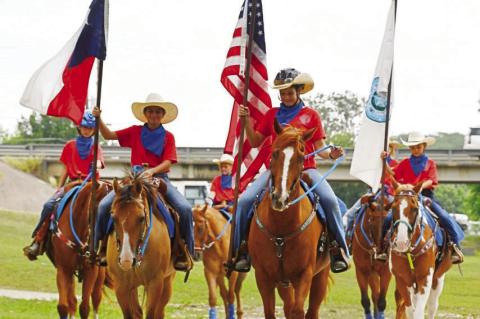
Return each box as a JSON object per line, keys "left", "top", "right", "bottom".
{"left": 1, "top": 0, "right": 480, "bottom": 147}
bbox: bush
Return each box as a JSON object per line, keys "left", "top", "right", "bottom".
{"left": 3, "top": 157, "right": 44, "bottom": 177}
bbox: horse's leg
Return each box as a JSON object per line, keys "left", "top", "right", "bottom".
{"left": 216, "top": 275, "right": 229, "bottom": 319}
{"left": 394, "top": 288, "right": 406, "bottom": 319}
{"left": 290, "top": 268, "right": 314, "bottom": 319}
{"left": 91, "top": 266, "right": 106, "bottom": 319}
{"left": 305, "top": 268, "right": 329, "bottom": 319}
{"left": 367, "top": 272, "right": 380, "bottom": 318}
{"left": 355, "top": 267, "right": 373, "bottom": 319}
{"left": 146, "top": 276, "right": 165, "bottom": 319}
{"left": 227, "top": 272, "right": 238, "bottom": 319}
{"left": 205, "top": 269, "right": 219, "bottom": 319}
{"left": 56, "top": 268, "right": 76, "bottom": 319}
{"left": 149, "top": 273, "right": 175, "bottom": 319}
{"left": 411, "top": 274, "right": 433, "bottom": 319}
{"left": 79, "top": 264, "right": 98, "bottom": 319}
{"left": 376, "top": 267, "right": 392, "bottom": 319}
{"left": 234, "top": 273, "right": 247, "bottom": 319}
{"left": 115, "top": 285, "right": 142, "bottom": 319}
{"left": 427, "top": 274, "right": 445, "bottom": 319}
{"left": 277, "top": 285, "right": 294, "bottom": 319}
{"left": 254, "top": 269, "right": 277, "bottom": 319}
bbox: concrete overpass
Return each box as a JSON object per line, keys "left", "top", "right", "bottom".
{"left": 1, "top": 144, "right": 479, "bottom": 183}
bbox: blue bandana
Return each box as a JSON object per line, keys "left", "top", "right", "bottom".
{"left": 221, "top": 174, "right": 232, "bottom": 190}
{"left": 409, "top": 154, "right": 428, "bottom": 176}
{"left": 386, "top": 155, "right": 394, "bottom": 165}
{"left": 275, "top": 100, "right": 304, "bottom": 126}
{"left": 141, "top": 124, "right": 166, "bottom": 156}
{"left": 75, "top": 136, "right": 93, "bottom": 160}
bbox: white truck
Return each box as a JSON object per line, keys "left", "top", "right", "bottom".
{"left": 170, "top": 180, "right": 210, "bottom": 206}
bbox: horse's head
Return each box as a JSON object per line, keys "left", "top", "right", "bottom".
{"left": 192, "top": 204, "right": 209, "bottom": 253}
{"left": 269, "top": 120, "right": 316, "bottom": 212}
{"left": 390, "top": 180, "right": 423, "bottom": 253}
{"left": 360, "top": 193, "right": 391, "bottom": 245}
{"left": 111, "top": 176, "right": 150, "bottom": 271}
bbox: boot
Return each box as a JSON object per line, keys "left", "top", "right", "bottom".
{"left": 329, "top": 241, "right": 350, "bottom": 273}
{"left": 23, "top": 240, "right": 42, "bottom": 261}
{"left": 233, "top": 241, "right": 251, "bottom": 273}
{"left": 173, "top": 242, "right": 193, "bottom": 272}
{"left": 449, "top": 242, "right": 464, "bottom": 265}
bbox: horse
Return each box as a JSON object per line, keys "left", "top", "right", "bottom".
{"left": 388, "top": 181, "right": 453, "bottom": 319}
{"left": 46, "top": 179, "right": 111, "bottom": 319}
{"left": 106, "top": 175, "right": 175, "bottom": 319}
{"left": 193, "top": 204, "right": 246, "bottom": 319}
{"left": 248, "top": 123, "right": 330, "bottom": 319}
{"left": 352, "top": 193, "right": 392, "bottom": 319}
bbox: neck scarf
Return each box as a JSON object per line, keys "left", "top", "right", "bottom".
{"left": 275, "top": 100, "right": 304, "bottom": 126}
{"left": 221, "top": 174, "right": 232, "bottom": 190}
{"left": 75, "top": 136, "right": 93, "bottom": 160}
{"left": 409, "top": 154, "right": 428, "bottom": 176}
{"left": 141, "top": 124, "right": 166, "bottom": 156}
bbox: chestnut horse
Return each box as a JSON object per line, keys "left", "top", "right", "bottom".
{"left": 248, "top": 124, "right": 330, "bottom": 319}
{"left": 352, "top": 194, "right": 392, "bottom": 319}
{"left": 389, "top": 181, "right": 452, "bottom": 319}
{"left": 193, "top": 204, "right": 246, "bottom": 319}
{"left": 107, "top": 175, "right": 175, "bottom": 319}
{"left": 47, "top": 180, "right": 110, "bottom": 319}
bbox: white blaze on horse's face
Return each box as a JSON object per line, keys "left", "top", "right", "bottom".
{"left": 273, "top": 146, "right": 294, "bottom": 211}
{"left": 119, "top": 229, "right": 135, "bottom": 271}
{"left": 394, "top": 199, "right": 411, "bottom": 253}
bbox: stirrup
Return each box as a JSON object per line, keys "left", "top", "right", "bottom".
{"left": 23, "top": 241, "right": 41, "bottom": 261}
{"left": 173, "top": 244, "right": 194, "bottom": 272}
{"left": 233, "top": 254, "right": 251, "bottom": 273}
{"left": 449, "top": 243, "right": 464, "bottom": 265}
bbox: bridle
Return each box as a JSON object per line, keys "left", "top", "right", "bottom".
{"left": 195, "top": 212, "right": 232, "bottom": 251}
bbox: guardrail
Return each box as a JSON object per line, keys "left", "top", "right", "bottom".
{"left": 0, "top": 144, "right": 479, "bottom": 163}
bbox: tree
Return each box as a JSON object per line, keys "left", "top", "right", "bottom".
{"left": 2, "top": 112, "right": 77, "bottom": 144}
{"left": 391, "top": 132, "right": 464, "bottom": 150}
{"left": 464, "top": 184, "right": 480, "bottom": 220}
{"left": 434, "top": 184, "right": 468, "bottom": 214}
{"left": 304, "top": 91, "right": 365, "bottom": 147}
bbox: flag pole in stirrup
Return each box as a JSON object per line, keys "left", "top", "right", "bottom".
{"left": 226, "top": 0, "right": 258, "bottom": 278}
{"left": 378, "top": 0, "right": 397, "bottom": 252}
{"left": 88, "top": 60, "right": 104, "bottom": 263}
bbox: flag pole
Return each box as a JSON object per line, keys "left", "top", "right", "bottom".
{"left": 226, "top": 0, "right": 258, "bottom": 277}
{"left": 378, "top": 0, "right": 397, "bottom": 251}
{"left": 88, "top": 59, "right": 104, "bottom": 262}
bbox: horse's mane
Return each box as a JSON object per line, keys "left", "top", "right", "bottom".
{"left": 115, "top": 174, "right": 161, "bottom": 217}
{"left": 273, "top": 125, "right": 303, "bottom": 150}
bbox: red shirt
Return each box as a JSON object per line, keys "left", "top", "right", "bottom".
{"left": 60, "top": 140, "right": 104, "bottom": 180}
{"left": 385, "top": 158, "right": 398, "bottom": 195}
{"left": 210, "top": 175, "right": 234, "bottom": 204}
{"left": 393, "top": 157, "right": 438, "bottom": 189}
{"left": 116, "top": 125, "right": 177, "bottom": 170}
{"left": 257, "top": 107, "right": 326, "bottom": 170}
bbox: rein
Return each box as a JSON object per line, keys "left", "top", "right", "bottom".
{"left": 199, "top": 211, "right": 232, "bottom": 250}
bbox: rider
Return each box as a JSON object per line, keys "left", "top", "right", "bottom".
{"left": 23, "top": 111, "right": 104, "bottom": 260}
{"left": 233, "top": 68, "right": 350, "bottom": 273}
{"left": 384, "top": 132, "right": 465, "bottom": 264}
{"left": 92, "top": 93, "right": 194, "bottom": 271}
{"left": 208, "top": 153, "right": 234, "bottom": 211}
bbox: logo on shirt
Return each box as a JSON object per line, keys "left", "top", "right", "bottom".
{"left": 365, "top": 77, "right": 390, "bottom": 123}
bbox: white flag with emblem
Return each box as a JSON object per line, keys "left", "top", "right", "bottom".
{"left": 350, "top": 0, "right": 396, "bottom": 192}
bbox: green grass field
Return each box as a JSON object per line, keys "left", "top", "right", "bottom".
{"left": 1, "top": 210, "right": 479, "bottom": 318}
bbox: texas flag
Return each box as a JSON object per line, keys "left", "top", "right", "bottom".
{"left": 20, "top": 0, "right": 108, "bottom": 125}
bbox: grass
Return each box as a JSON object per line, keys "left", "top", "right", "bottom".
{"left": 1, "top": 210, "right": 479, "bottom": 318}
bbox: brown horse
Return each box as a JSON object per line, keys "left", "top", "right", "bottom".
{"left": 193, "top": 204, "right": 246, "bottom": 319}
{"left": 389, "top": 181, "right": 452, "bottom": 319}
{"left": 107, "top": 175, "right": 175, "bottom": 319}
{"left": 47, "top": 180, "right": 110, "bottom": 319}
{"left": 248, "top": 123, "right": 330, "bottom": 319}
{"left": 352, "top": 194, "right": 392, "bottom": 319}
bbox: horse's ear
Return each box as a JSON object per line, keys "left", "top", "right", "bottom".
{"left": 413, "top": 182, "right": 423, "bottom": 194}
{"left": 113, "top": 178, "right": 120, "bottom": 195}
{"left": 274, "top": 118, "right": 283, "bottom": 135}
{"left": 302, "top": 127, "right": 317, "bottom": 142}
{"left": 132, "top": 179, "right": 143, "bottom": 198}
{"left": 202, "top": 203, "right": 208, "bottom": 214}
{"left": 360, "top": 194, "right": 374, "bottom": 205}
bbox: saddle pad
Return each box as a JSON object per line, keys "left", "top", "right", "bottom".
{"left": 420, "top": 204, "right": 444, "bottom": 247}
{"left": 55, "top": 186, "right": 82, "bottom": 220}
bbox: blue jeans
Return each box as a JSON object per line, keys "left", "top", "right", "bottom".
{"left": 234, "top": 169, "right": 349, "bottom": 255}
{"left": 32, "top": 188, "right": 65, "bottom": 237}
{"left": 94, "top": 176, "right": 194, "bottom": 254}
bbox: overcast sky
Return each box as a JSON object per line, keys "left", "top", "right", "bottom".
{"left": 1, "top": 0, "right": 480, "bottom": 147}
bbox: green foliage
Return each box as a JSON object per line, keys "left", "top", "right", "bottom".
{"left": 2, "top": 112, "right": 76, "bottom": 144}
{"left": 464, "top": 184, "right": 480, "bottom": 220}
{"left": 434, "top": 184, "right": 468, "bottom": 214}
{"left": 330, "top": 181, "right": 369, "bottom": 207}
{"left": 304, "top": 91, "right": 364, "bottom": 146}
{"left": 391, "top": 132, "right": 465, "bottom": 150}
{"left": 2, "top": 157, "right": 43, "bottom": 177}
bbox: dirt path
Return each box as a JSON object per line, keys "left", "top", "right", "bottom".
{"left": 0, "top": 160, "right": 55, "bottom": 214}
{"left": 0, "top": 288, "right": 58, "bottom": 301}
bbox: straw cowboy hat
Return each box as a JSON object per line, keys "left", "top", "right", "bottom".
{"left": 401, "top": 132, "right": 436, "bottom": 147}
{"left": 213, "top": 154, "right": 234, "bottom": 165}
{"left": 131, "top": 93, "right": 178, "bottom": 124}
{"left": 388, "top": 139, "right": 400, "bottom": 148}
{"left": 271, "top": 68, "right": 314, "bottom": 94}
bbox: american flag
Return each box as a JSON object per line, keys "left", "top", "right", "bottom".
{"left": 220, "top": 0, "right": 272, "bottom": 192}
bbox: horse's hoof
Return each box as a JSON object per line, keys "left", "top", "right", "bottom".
{"left": 375, "top": 311, "right": 385, "bottom": 319}
{"left": 365, "top": 313, "right": 374, "bottom": 319}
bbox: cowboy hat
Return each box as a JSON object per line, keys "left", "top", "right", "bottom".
{"left": 271, "top": 68, "right": 314, "bottom": 94}
{"left": 388, "top": 139, "right": 400, "bottom": 148}
{"left": 131, "top": 93, "right": 178, "bottom": 124}
{"left": 212, "top": 154, "right": 234, "bottom": 165}
{"left": 401, "top": 132, "right": 436, "bottom": 147}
